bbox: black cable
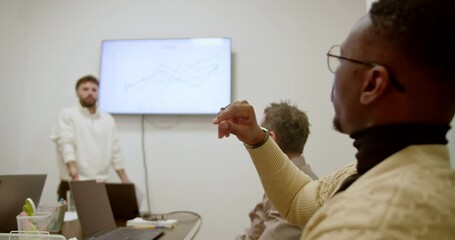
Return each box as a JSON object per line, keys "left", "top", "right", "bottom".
{"left": 140, "top": 117, "right": 201, "bottom": 239}
{"left": 166, "top": 211, "right": 202, "bottom": 240}
{"left": 141, "top": 115, "right": 152, "bottom": 213}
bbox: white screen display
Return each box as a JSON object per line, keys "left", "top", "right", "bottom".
{"left": 99, "top": 38, "right": 231, "bottom": 115}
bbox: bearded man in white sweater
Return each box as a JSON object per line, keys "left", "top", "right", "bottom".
{"left": 52, "top": 75, "right": 130, "bottom": 200}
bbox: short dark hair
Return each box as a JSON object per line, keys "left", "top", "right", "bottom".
{"left": 370, "top": 0, "right": 454, "bottom": 80}
{"left": 75, "top": 75, "right": 99, "bottom": 90}
{"left": 262, "top": 101, "right": 310, "bottom": 155}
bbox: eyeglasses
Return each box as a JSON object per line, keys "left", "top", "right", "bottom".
{"left": 326, "top": 45, "right": 405, "bottom": 92}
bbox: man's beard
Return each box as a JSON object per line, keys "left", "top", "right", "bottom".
{"left": 80, "top": 98, "right": 97, "bottom": 108}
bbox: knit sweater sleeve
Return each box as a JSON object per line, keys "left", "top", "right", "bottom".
{"left": 53, "top": 108, "right": 77, "bottom": 163}
{"left": 110, "top": 120, "right": 124, "bottom": 170}
{"left": 247, "top": 138, "right": 357, "bottom": 227}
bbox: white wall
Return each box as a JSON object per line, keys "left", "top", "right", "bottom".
{"left": 366, "top": 0, "right": 377, "bottom": 11}
{"left": 1, "top": 0, "right": 453, "bottom": 239}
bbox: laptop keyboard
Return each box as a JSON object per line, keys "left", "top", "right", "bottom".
{"left": 89, "top": 227, "right": 162, "bottom": 240}
{"left": 89, "top": 228, "right": 138, "bottom": 240}
{"left": 128, "top": 230, "right": 163, "bottom": 240}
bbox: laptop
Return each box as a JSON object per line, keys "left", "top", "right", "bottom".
{"left": 69, "top": 181, "right": 164, "bottom": 240}
{"left": 105, "top": 183, "right": 140, "bottom": 222}
{"left": 0, "top": 174, "right": 47, "bottom": 233}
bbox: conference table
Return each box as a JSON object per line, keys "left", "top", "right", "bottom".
{"left": 61, "top": 211, "right": 201, "bottom": 240}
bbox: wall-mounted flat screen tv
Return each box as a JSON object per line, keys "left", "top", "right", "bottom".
{"left": 99, "top": 38, "right": 231, "bottom": 115}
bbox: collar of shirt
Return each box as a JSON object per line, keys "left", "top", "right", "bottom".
{"left": 78, "top": 104, "right": 101, "bottom": 118}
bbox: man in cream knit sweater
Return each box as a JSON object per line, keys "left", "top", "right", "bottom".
{"left": 214, "top": 0, "right": 455, "bottom": 239}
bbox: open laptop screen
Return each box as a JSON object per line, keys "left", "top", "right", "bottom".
{"left": 105, "top": 183, "right": 140, "bottom": 221}
{"left": 70, "top": 181, "right": 164, "bottom": 240}
{"left": 0, "top": 174, "right": 47, "bottom": 232}
{"left": 69, "top": 180, "right": 117, "bottom": 238}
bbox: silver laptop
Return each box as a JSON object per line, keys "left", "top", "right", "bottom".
{"left": 69, "top": 181, "right": 164, "bottom": 240}
{"left": 0, "top": 174, "right": 47, "bottom": 233}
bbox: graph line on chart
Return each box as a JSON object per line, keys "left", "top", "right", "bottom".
{"left": 123, "top": 55, "right": 220, "bottom": 95}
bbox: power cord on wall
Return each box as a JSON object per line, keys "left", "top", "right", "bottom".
{"left": 141, "top": 115, "right": 152, "bottom": 213}
{"left": 140, "top": 115, "right": 181, "bottom": 212}
{"left": 140, "top": 116, "right": 202, "bottom": 239}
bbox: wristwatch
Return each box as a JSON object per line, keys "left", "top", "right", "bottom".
{"left": 244, "top": 127, "right": 269, "bottom": 149}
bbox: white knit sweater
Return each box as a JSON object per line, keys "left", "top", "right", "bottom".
{"left": 51, "top": 105, "right": 124, "bottom": 181}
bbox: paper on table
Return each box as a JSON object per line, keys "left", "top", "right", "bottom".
{"left": 126, "top": 217, "right": 177, "bottom": 228}
{"left": 64, "top": 211, "right": 78, "bottom": 222}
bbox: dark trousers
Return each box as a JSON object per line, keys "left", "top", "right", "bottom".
{"left": 57, "top": 180, "right": 70, "bottom": 201}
